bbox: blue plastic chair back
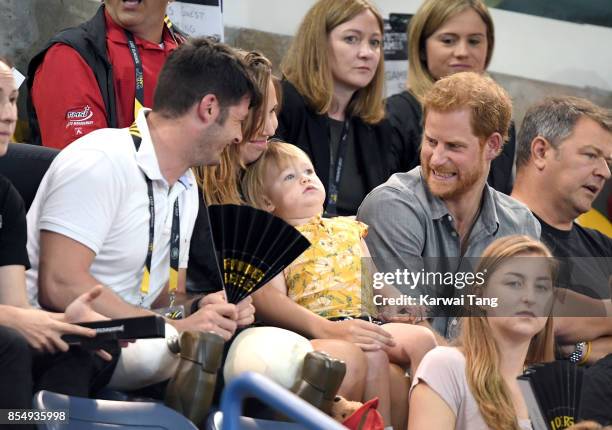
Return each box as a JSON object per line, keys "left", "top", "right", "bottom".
{"left": 33, "top": 390, "right": 197, "bottom": 430}
{"left": 205, "top": 410, "right": 309, "bottom": 430}
{"left": 219, "top": 372, "right": 346, "bottom": 430}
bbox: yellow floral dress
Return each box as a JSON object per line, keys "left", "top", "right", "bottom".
{"left": 284, "top": 215, "right": 376, "bottom": 319}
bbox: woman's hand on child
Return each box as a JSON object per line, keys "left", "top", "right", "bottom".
{"left": 325, "top": 319, "right": 396, "bottom": 351}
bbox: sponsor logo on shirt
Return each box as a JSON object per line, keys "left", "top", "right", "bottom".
{"left": 65, "top": 105, "right": 95, "bottom": 133}
{"left": 66, "top": 105, "right": 93, "bottom": 122}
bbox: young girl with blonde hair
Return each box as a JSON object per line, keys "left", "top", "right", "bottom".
{"left": 243, "top": 140, "right": 437, "bottom": 428}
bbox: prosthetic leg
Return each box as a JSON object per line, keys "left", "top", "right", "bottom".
{"left": 164, "top": 331, "right": 225, "bottom": 426}
{"left": 292, "top": 351, "right": 347, "bottom": 415}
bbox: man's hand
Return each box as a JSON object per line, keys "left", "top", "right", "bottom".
{"left": 199, "top": 290, "right": 227, "bottom": 307}
{"left": 175, "top": 301, "right": 239, "bottom": 340}
{"left": 10, "top": 307, "right": 96, "bottom": 354}
{"left": 322, "top": 319, "right": 396, "bottom": 351}
{"left": 236, "top": 296, "right": 255, "bottom": 327}
{"left": 197, "top": 290, "right": 255, "bottom": 327}
{"left": 62, "top": 285, "right": 123, "bottom": 361}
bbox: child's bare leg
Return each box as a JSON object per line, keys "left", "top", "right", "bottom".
{"left": 381, "top": 323, "right": 437, "bottom": 376}
{"left": 389, "top": 363, "right": 410, "bottom": 430}
{"left": 363, "top": 349, "right": 392, "bottom": 426}
{"left": 310, "top": 339, "right": 366, "bottom": 401}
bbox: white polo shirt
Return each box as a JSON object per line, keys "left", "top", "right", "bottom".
{"left": 26, "top": 109, "right": 198, "bottom": 308}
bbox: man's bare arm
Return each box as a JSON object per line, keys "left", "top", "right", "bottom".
{"left": 38, "top": 230, "right": 151, "bottom": 318}
{"left": 553, "top": 289, "right": 612, "bottom": 343}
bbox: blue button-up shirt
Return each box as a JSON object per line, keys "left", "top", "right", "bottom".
{"left": 357, "top": 167, "right": 540, "bottom": 338}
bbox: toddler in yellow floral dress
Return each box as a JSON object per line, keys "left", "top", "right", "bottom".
{"left": 242, "top": 140, "right": 436, "bottom": 425}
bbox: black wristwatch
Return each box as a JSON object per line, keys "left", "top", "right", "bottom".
{"left": 190, "top": 296, "right": 203, "bottom": 315}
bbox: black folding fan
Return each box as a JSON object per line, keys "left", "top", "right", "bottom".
{"left": 207, "top": 204, "right": 311, "bottom": 303}
{"left": 518, "top": 361, "right": 584, "bottom": 430}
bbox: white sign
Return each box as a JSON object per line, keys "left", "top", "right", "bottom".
{"left": 167, "top": 1, "right": 224, "bottom": 41}
{"left": 383, "top": 14, "right": 411, "bottom": 98}
{"left": 385, "top": 60, "right": 408, "bottom": 98}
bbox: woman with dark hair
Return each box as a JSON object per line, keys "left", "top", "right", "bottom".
{"left": 409, "top": 235, "right": 556, "bottom": 429}
{"left": 386, "top": 0, "right": 516, "bottom": 194}
{"left": 277, "top": 0, "right": 396, "bottom": 216}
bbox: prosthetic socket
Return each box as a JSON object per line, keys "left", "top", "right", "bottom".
{"left": 292, "top": 351, "right": 347, "bottom": 415}
{"left": 164, "top": 331, "right": 225, "bottom": 425}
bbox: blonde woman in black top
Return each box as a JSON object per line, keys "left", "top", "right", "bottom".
{"left": 277, "top": 0, "right": 396, "bottom": 216}
{"left": 386, "top": 0, "right": 516, "bottom": 194}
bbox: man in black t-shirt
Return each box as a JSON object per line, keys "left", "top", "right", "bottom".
{"left": 512, "top": 96, "right": 612, "bottom": 424}
{"left": 534, "top": 213, "right": 611, "bottom": 299}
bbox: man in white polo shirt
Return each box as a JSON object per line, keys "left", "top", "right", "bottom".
{"left": 26, "top": 38, "right": 260, "bottom": 339}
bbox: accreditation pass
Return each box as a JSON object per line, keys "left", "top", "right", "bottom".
{"left": 0, "top": 409, "right": 69, "bottom": 425}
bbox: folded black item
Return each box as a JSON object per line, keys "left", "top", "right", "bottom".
{"left": 518, "top": 361, "right": 584, "bottom": 430}
{"left": 207, "top": 204, "right": 311, "bottom": 304}
{"left": 62, "top": 315, "right": 166, "bottom": 349}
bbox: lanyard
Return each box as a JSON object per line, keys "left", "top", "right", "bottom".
{"left": 128, "top": 122, "right": 181, "bottom": 307}
{"left": 325, "top": 119, "right": 350, "bottom": 216}
{"left": 124, "top": 30, "right": 146, "bottom": 119}
{"left": 124, "top": 16, "right": 183, "bottom": 120}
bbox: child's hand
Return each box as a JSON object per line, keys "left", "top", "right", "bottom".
{"left": 326, "top": 319, "right": 396, "bottom": 351}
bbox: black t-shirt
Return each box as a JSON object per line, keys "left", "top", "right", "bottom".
{"left": 385, "top": 90, "right": 422, "bottom": 174}
{"left": 328, "top": 117, "right": 366, "bottom": 216}
{"left": 0, "top": 174, "right": 30, "bottom": 269}
{"left": 537, "top": 215, "right": 611, "bottom": 299}
{"left": 581, "top": 353, "right": 612, "bottom": 425}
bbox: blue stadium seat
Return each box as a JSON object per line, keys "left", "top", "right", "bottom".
{"left": 33, "top": 390, "right": 197, "bottom": 430}
{"left": 205, "top": 410, "right": 308, "bottom": 430}
{"left": 216, "top": 372, "right": 345, "bottom": 430}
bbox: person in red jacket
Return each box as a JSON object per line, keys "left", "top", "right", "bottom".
{"left": 28, "top": 0, "right": 185, "bottom": 149}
